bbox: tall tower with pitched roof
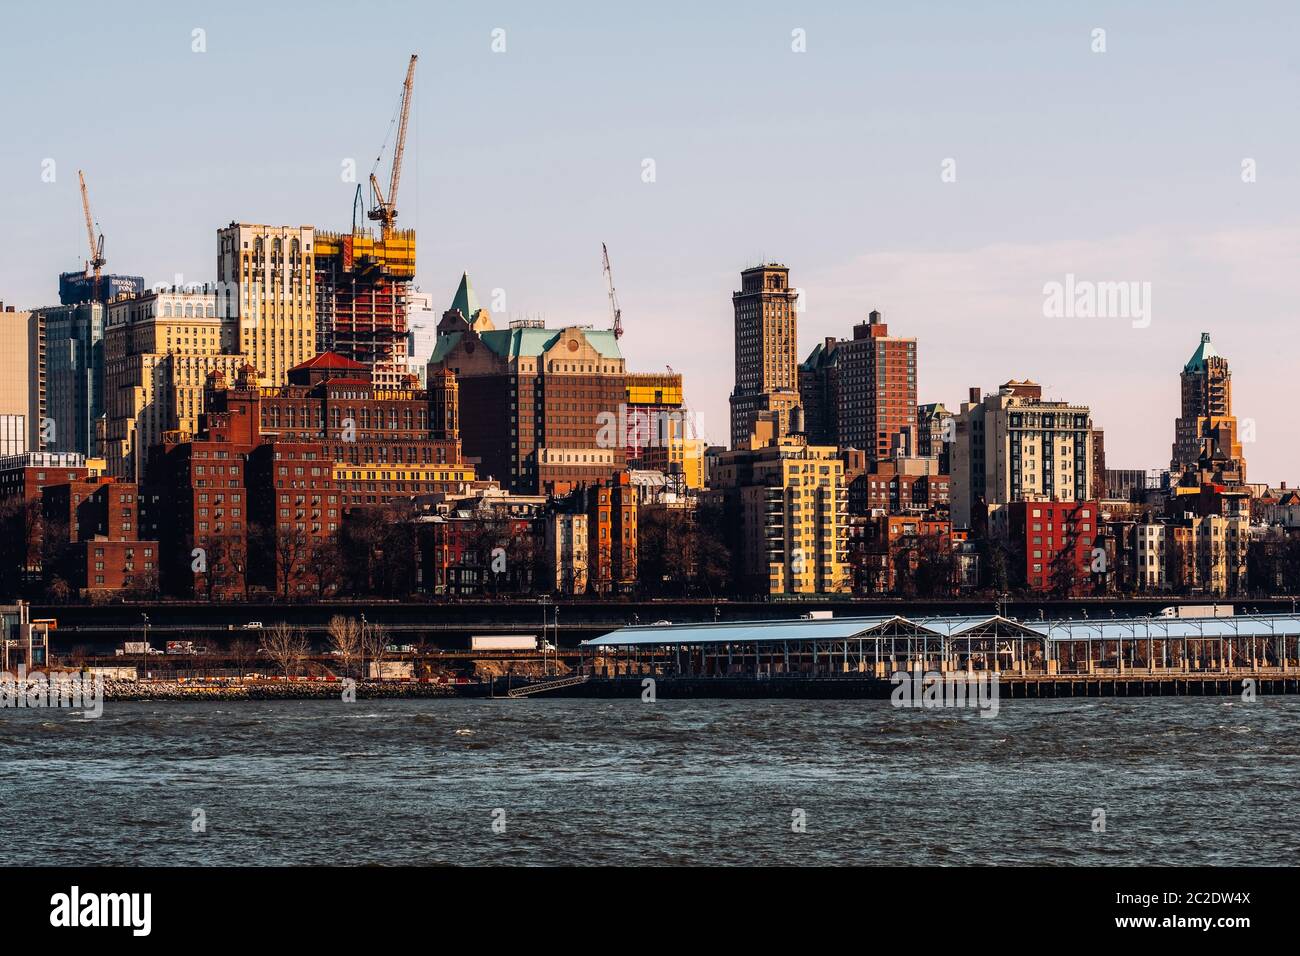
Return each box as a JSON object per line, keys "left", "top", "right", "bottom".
{"left": 1171, "top": 332, "right": 1246, "bottom": 482}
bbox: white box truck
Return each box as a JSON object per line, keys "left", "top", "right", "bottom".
{"left": 470, "top": 635, "right": 538, "bottom": 651}
{"left": 1159, "top": 605, "right": 1234, "bottom": 619}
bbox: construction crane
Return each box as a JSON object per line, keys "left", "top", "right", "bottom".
{"left": 601, "top": 242, "right": 624, "bottom": 339}
{"left": 368, "top": 54, "right": 417, "bottom": 240}
{"left": 78, "top": 170, "right": 105, "bottom": 296}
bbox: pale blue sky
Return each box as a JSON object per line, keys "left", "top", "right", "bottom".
{"left": 2, "top": 1, "right": 1297, "bottom": 481}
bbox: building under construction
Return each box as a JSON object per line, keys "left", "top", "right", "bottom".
{"left": 314, "top": 55, "right": 420, "bottom": 390}
{"left": 314, "top": 228, "right": 416, "bottom": 389}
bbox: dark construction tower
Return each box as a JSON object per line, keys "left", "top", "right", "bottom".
{"left": 729, "top": 263, "right": 802, "bottom": 449}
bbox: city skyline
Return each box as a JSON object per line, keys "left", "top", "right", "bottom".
{"left": 2, "top": 2, "right": 1297, "bottom": 482}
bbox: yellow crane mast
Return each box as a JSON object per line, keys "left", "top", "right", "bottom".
{"left": 368, "top": 54, "right": 418, "bottom": 240}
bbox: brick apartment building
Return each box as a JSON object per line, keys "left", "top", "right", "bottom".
{"left": 144, "top": 353, "right": 476, "bottom": 598}
{"left": 40, "top": 476, "right": 160, "bottom": 596}
{"left": 799, "top": 310, "right": 918, "bottom": 462}
{"left": 1004, "top": 499, "right": 1101, "bottom": 594}
{"left": 582, "top": 471, "right": 639, "bottom": 595}
{"left": 863, "top": 457, "right": 951, "bottom": 514}
{"left": 429, "top": 278, "right": 629, "bottom": 495}
{"left": 0, "top": 452, "right": 99, "bottom": 593}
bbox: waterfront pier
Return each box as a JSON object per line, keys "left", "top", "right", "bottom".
{"left": 567, "top": 613, "right": 1300, "bottom": 698}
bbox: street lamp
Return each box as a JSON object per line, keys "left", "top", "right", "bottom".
{"left": 540, "top": 595, "right": 550, "bottom": 676}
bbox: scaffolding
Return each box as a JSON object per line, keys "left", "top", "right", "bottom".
{"left": 314, "top": 228, "right": 416, "bottom": 388}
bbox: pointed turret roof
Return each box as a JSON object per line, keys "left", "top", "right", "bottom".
{"left": 1184, "top": 332, "right": 1220, "bottom": 373}
{"left": 449, "top": 272, "right": 480, "bottom": 320}
{"left": 289, "top": 352, "right": 367, "bottom": 373}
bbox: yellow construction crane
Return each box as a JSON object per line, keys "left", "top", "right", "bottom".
{"left": 78, "top": 169, "right": 105, "bottom": 291}
{"left": 368, "top": 54, "right": 417, "bottom": 239}
{"left": 601, "top": 242, "right": 624, "bottom": 339}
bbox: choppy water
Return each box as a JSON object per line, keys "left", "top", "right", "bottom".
{"left": 2, "top": 697, "right": 1298, "bottom": 865}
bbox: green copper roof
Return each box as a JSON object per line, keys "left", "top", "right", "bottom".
{"left": 799, "top": 342, "right": 825, "bottom": 371}
{"left": 1184, "top": 332, "right": 1219, "bottom": 372}
{"left": 799, "top": 341, "right": 839, "bottom": 372}
{"left": 449, "top": 272, "right": 481, "bottom": 320}
{"left": 427, "top": 326, "right": 624, "bottom": 365}
{"left": 429, "top": 331, "right": 463, "bottom": 364}
{"left": 482, "top": 327, "right": 623, "bottom": 360}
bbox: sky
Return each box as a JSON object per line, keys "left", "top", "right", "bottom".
{"left": 1, "top": 1, "right": 1297, "bottom": 483}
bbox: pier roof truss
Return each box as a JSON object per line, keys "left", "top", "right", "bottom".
{"left": 584, "top": 613, "right": 1300, "bottom": 677}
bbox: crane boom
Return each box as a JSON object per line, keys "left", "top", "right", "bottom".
{"left": 368, "top": 54, "right": 417, "bottom": 239}
{"left": 77, "top": 170, "right": 105, "bottom": 278}
{"left": 601, "top": 242, "right": 623, "bottom": 339}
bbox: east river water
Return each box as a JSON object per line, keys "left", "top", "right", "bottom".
{"left": 3, "top": 697, "right": 1297, "bottom": 865}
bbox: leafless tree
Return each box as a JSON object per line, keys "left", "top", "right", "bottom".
{"left": 195, "top": 534, "right": 244, "bottom": 602}
{"left": 228, "top": 637, "right": 257, "bottom": 681}
{"left": 274, "top": 529, "right": 313, "bottom": 600}
{"left": 327, "top": 615, "right": 362, "bottom": 678}
{"left": 302, "top": 538, "right": 342, "bottom": 597}
{"left": 259, "top": 623, "right": 310, "bottom": 677}
{"left": 361, "top": 621, "right": 391, "bottom": 679}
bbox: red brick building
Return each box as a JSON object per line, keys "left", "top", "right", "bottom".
{"left": 799, "top": 310, "right": 918, "bottom": 462}
{"left": 429, "top": 282, "right": 629, "bottom": 495}
{"left": 852, "top": 512, "right": 954, "bottom": 594}
{"left": 208, "top": 353, "right": 473, "bottom": 510}
{"left": 864, "top": 459, "right": 951, "bottom": 514}
{"left": 39, "top": 476, "right": 160, "bottom": 596}
{"left": 584, "top": 471, "right": 638, "bottom": 594}
{"left": 148, "top": 406, "right": 254, "bottom": 600}
{"left": 1005, "top": 499, "right": 1101, "bottom": 594}
{"left": 246, "top": 441, "right": 339, "bottom": 597}
{"left": 0, "top": 452, "right": 98, "bottom": 593}
{"left": 145, "top": 354, "right": 475, "bottom": 598}
{"left": 414, "top": 512, "right": 542, "bottom": 596}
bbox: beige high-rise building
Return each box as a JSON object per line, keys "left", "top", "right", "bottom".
{"left": 104, "top": 288, "right": 250, "bottom": 480}
{"left": 707, "top": 429, "right": 849, "bottom": 595}
{"left": 950, "top": 380, "right": 1095, "bottom": 531}
{"left": 0, "top": 303, "right": 44, "bottom": 455}
{"left": 1171, "top": 332, "right": 1245, "bottom": 484}
{"left": 729, "top": 264, "right": 803, "bottom": 449}
{"left": 216, "top": 223, "right": 316, "bottom": 387}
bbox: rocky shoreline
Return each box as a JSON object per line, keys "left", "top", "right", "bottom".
{"left": 99, "top": 679, "right": 465, "bottom": 701}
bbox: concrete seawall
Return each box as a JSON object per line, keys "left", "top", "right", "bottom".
{"left": 533, "top": 674, "right": 1300, "bottom": 700}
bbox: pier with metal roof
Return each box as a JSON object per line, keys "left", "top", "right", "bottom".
{"left": 579, "top": 613, "right": 1300, "bottom": 680}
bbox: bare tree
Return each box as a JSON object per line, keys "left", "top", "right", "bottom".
{"left": 228, "top": 637, "right": 257, "bottom": 681}
{"left": 302, "top": 537, "right": 342, "bottom": 598}
{"left": 259, "top": 623, "right": 310, "bottom": 677}
{"left": 326, "top": 615, "right": 362, "bottom": 678}
{"left": 273, "top": 529, "right": 314, "bottom": 600}
{"left": 361, "top": 621, "right": 391, "bottom": 679}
